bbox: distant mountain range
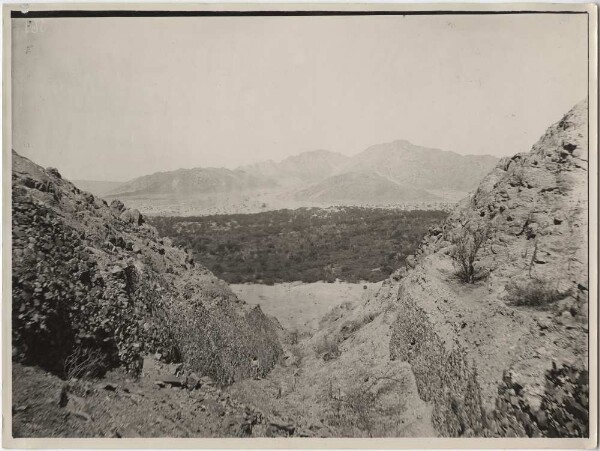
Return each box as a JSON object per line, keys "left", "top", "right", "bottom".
{"left": 109, "top": 167, "right": 276, "bottom": 198}
{"left": 74, "top": 140, "right": 499, "bottom": 215}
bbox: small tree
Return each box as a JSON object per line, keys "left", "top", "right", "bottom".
{"left": 450, "top": 218, "right": 491, "bottom": 284}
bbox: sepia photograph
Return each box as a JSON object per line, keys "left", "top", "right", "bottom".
{"left": 2, "top": 2, "right": 597, "bottom": 448}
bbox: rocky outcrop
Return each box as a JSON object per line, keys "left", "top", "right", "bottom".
{"left": 12, "top": 151, "right": 282, "bottom": 384}
{"left": 119, "top": 208, "right": 144, "bottom": 226}
{"left": 389, "top": 100, "right": 589, "bottom": 437}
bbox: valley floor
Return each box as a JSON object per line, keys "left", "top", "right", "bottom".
{"left": 230, "top": 281, "right": 381, "bottom": 332}
{"left": 228, "top": 280, "right": 436, "bottom": 437}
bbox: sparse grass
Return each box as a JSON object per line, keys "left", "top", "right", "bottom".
{"left": 288, "top": 329, "right": 299, "bottom": 346}
{"left": 324, "top": 370, "right": 408, "bottom": 437}
{"left": 505, "top": 279, "right": 567, "bottom": 308}
{"left": 339, "top": 313, "right": 377, "bottom": 340}
{"left": 64, "top": 346, "right": 107, "bottom": 380}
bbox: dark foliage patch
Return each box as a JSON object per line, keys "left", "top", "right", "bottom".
{"left": 150, "top": 207, "right": 447, "bottom": 284}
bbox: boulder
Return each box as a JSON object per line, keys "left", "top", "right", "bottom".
{"left": 185, "top": 372, "right": 200, "bottom": 390}
{"left": 119, "top": 208, "right": 144, "bottom": 226}
{"left": 200, "top": 375, "right": 215, "bottom": 387}
{"left": 46, "top": 167, "right": 62, "bottom": 179}
{"left": 110, "top": 199, "right": 125, "bottom": 214}
{"left": 155, "top": 375, "right": 185, "bottom": 388}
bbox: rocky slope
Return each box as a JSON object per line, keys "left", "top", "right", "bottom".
{"left": 12, "top": 151, "right": 283, "bottom": 388}
{"left": 240, "top": 99, "right": 590, "bottom": 439}
{"left": 389, "top": 99, "right": 589, "bottom": 437}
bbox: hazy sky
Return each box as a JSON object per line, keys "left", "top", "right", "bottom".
{"left": 12, "top": 14, "right": 588, "bottom": 181}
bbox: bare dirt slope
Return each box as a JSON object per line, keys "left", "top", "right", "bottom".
{"left": 229, "top": 280, "right": 436, "bottom": 437}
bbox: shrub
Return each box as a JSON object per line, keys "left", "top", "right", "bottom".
{"left": 288, "top": 329, "right": 299, "bottom": 346}
{"left": 324, "top": 371, "right": 407, "bottom": 437}
{"left": 64, "top": 346, "right": 107, "bottom": 380}
{"left": 313, "top": 336, "right": 340, "bottom": 361}
{"left": 12, "top": 158, "right": 283, "bottom": 387}
{"left": 450, "top": 219, "right": 491, "bottom": 284}
{"left": 493, "top": 363, "right": 588, "bottom": 437}
{"left": 505, "top": 279, "right": 566, "bottom": 307}
{"left": 11, "top": 195, "right": 159, "bottom": 376}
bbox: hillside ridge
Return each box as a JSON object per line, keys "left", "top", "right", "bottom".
{"left": 12, "top": 150, "right": 283, "bottom": 385}
{"left": 388, "top": 99, "right": 589, "bottom": 437}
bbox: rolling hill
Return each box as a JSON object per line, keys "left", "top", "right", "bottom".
{"left": 87, "top": 142, "right": 498, "bottom": 214}
{"left": 295, "top": 171, "right": 442, "bottom": 204}
{"left": 344, "top": 139, "right": 499, "bottom": 191}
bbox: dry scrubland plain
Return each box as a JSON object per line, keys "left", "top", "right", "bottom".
{"left": 150, "top": 208, "right": 448, "bottom": 284}
{"left": 10, "top": 100, "right": 589, "bottom": 439}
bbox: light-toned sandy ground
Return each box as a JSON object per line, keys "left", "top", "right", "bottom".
{"left": 231, "top": 281, "right": 382, "bottom": 332}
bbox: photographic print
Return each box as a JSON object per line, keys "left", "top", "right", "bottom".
{"left": 2, "top": 2, "right": 597, "bottom": 448}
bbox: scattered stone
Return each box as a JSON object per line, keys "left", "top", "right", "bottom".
{"left": 156, "top": 375, "right": 185, "bottom": 388}
{"left": 119, "top": 208, "right": 144, "bottom": 226}
{"left": 171, "top": 363, "right": 184, "bottom": 375}
{"left": 57, "top": 384, "right": 69, "bottom": 407}
{"left": 99, "top": 382, "right": 118, "bottom": 391}
{"left": 46, "top": 167, "right": 62, "bottom": 179}
{"left": 186, "top": 373, "right": 201, "bottom": 390}
{"left": 200, "top": 375, "right": 215, "bottom": 387}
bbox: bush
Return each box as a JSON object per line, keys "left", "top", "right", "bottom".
{"left": 288, "top": 329, "right": 299, "bottom": 345}
{"left": 505, "top": 279, "right": 566, "bottom": 307}
{"left": 313, "top": 336, "right": 340, "bottom": 361}
{"left": 64, "top": 346, "right": 107, "bottom": 380}
{"left": 11, "top": 171, "right": 282, "bottom": 385}
{"left": 324, "top": 371, "right": 407, "bottom": 437}
{"left": 11, "top": 195, "right": 161, "bottom": 376}
{"left": 450, "top": 219, "right": 491, "bottom": 283}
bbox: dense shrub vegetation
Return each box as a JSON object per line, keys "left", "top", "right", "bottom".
{"left": 12, "top": 190, "right": 176, "bottom": 377}
{"left": 12, "top": 152, "right": 283, "bottom": 385}
{"left": 150, "top": 207, "right": 447, "bottom": 284}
